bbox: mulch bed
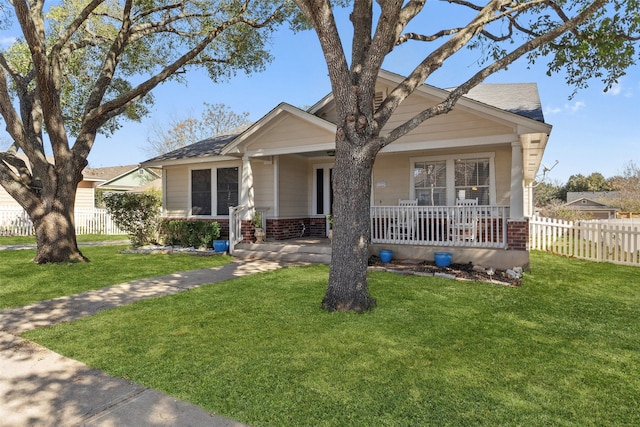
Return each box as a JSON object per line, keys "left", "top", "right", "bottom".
{"left": 368, "top": 256, "right": 522, "bottom": 287}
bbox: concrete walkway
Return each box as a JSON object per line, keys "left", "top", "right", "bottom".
{"left": 0, "top": 259, "right": 290, "bottom": 427}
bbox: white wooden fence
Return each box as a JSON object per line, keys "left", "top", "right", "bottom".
{"left": 530, "top": 216, "right": 640, "bottom": 266}
{"left": 0, "top": 206, "right": 125, "bottom": 236}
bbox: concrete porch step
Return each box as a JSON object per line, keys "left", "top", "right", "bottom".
{"left": 232, "top": 240, "right": 331, "bottom": 264}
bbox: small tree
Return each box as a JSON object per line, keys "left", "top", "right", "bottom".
{"left": 609, "top": 162, "right": 640, "bottom": 213}
{"left": 104, "top": 190, "right": 162, "bottom": 248}
{"left": 145, "top": 103, "right": 252, "bottom": 156}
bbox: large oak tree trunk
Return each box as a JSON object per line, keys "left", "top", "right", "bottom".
{"left": 31, "top": 206, "right": 86, "bottom": 263}
{"left": 323, "top": 134, "right": 377, "bottom": 312}
{"left": 27, "top": 164, "right": 87, "bottom": 264}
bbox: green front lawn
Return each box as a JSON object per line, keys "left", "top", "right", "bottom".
{"left": 0, "top": 234, "right": 128, "bottom": 245}
{"left": 0, "top": 246, "right": 232, "bottom": 309}
{"left": 25, "top": 252, "right": 640, "bottom": 426}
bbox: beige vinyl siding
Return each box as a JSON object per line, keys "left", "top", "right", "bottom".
{"left": 164, "top": 166, "right": 189, "bottom": 217}
{"left": 1, "top": 181, "right": 96, "bottom": 208}
{"left": 278, "top": 155, "right": 309, "bottom": 217}
{"left": 251, "top": 160, "right": 275, "bottom": 214}
{"left": 493, "top": 147, "right": 512, "bottom": 206}
{"left": 164, "top": 160, "right": 242, "bottom": 217}
{"left": 372, "top": 153, "right": 412, "bottom": 206}
{"left": 373, "top": 145, "right": 513, "bottom": 206}
{"left": 75, "top": 183, "right": 95, "bottom": 209}
{"left": 385, "top": 95, "right": 514, "bottom": 143}
{"left": 246, "top": 115, "right": 333, "bottom": 152}
{"left": 0, "top": 188, "right": 19, "bottom": 206}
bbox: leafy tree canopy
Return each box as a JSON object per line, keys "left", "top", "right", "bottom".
{"left": 0, "top": 0, "right": 297, "bottom": 263}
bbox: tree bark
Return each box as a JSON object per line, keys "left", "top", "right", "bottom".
{"left": 31, "top": 206, "right": 86, "bottom": 264}
{"left": 322, "top": 130, "right": 377, "bottom": 312}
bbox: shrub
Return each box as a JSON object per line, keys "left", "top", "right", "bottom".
{"left": 103, "top": 190, "right": 162, "bottom": 247}
{"left": 161, "top": 220, "right": 220, "bottom": 248}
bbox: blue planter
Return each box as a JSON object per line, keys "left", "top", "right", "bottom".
{"left": 379, "top": 249, "right": 393, "bottom": 263}
{"left": 213, "top": 240, "right": 229, "bottom": 253}
{"left": 434, "top": 252, "right": 452, "bottom": 267}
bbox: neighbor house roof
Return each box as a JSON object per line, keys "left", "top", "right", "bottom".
{"left": 567, "top": 191, "right": 619, "bottom": 203}
{"left": 83, "top": 165, "right": 140, "bottom": 182}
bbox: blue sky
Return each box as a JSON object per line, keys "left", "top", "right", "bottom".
{"left": 2, "top": 7, "right": 638, "bottom": 185}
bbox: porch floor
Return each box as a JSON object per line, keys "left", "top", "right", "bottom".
{"left": 233, "top": 238, "right": 332, "bottom": 264}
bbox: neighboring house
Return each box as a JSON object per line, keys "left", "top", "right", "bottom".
{"left": 566, "top": 191, "right": 620, "bottom": 204}
{"left": 84, "top": 165, "right": 161, "bottom": 194}
{"left": 142, "top": 70, "right": 552, "bottom": 269}
{"left": 0, "top": 153, "right": 95, "bottom": 209}
{"left": 565, "top": 192, "right": 620, "bottom": 219}
{"left": 1, "top": 158, "right": 159, "bottom": 210}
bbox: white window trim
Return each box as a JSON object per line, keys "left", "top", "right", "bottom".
{"left": 409, "top": 152, "right": 496, "bottom": 205}
{"left": 188, "top": 165, "right": 240, "bottom": 217}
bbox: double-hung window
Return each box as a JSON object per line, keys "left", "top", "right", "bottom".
{"left": 190, "top": 167, "right": 239, "bottom": 216}
{"left": 411, "top": 154, "right": 494, "bottom": 206}
{"left": 454, "top": 158, "right": 490, "bottom": 205}
{"left": 414, "top": 160, "right": 447, "bottom": 206}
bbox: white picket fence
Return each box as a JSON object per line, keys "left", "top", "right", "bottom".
{"left": 0, "top": 206, "right": 125, "bottom": 236}
{"left": 530, "top": 216, "right": 640, "bottom": 266}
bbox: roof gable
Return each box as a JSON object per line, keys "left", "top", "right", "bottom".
{"left": 221, "top": 103, "right": 336, "bottom": 156}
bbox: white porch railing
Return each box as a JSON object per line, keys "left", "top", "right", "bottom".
{"left": 228, "top": 204, "right": 247, "bottom": 255}
{"left": 370, "top": 205, "right": 508, "bottom": 248}
{"left": 0, "top": 206, "right": 125, "bottom": 236}
{"left": 530, "top": 216, "right": 640, "bottom": 266}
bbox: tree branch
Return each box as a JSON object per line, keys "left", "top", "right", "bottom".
{"left": 381, "top": 0, "right": 609, "bottom": 146}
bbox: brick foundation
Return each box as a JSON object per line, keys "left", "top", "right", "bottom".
{"left": 507, "top": 218, "right": 529, "bottom": 251}
{"left": 265, "top": 217, "right": 328, "bottom": 240}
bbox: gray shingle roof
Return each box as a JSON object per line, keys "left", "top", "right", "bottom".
{"left": 463, "top": 83, "right": 545, "bottom": 122}
{"left": 142, "top": 134, "right": 239, "bottom": 164}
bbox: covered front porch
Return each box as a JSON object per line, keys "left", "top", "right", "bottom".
{"left": 228, "top": 203, "right": 529, "bottom": 270}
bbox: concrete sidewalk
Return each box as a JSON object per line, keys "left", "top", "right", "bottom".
{"left": 0, "top": 259, "right": 289, "bottom": 427}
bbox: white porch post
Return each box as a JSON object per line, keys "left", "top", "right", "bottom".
{"left": 510, "top": 141, "right": 524, "bottom": 219}
{"left": 241, "top": 155, "right": 254, "bottom": 220}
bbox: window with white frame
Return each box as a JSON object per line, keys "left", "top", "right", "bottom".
{"left": 454, "top": 158, "right": 490, "bottom": 205}
{"left": 414, "top": 160, "right": 447, "bottom": 206}
{"left": 411, "top": 154, "right": 494, "bottom": 206}
{"left": 190, "top": 167, "right": 239, "bottom": 216}
{"left": 191, "top": 169, "right": 212, "bottom": 215}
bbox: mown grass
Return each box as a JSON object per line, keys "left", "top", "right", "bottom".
{"left": 0, "top": 246, "right": 232, "bottom": 309}
{"left": 0, "top": 234, "right": 127, "bottom": 245}
{"left": 25, "top": 251, "right": 640, "bottom": 426}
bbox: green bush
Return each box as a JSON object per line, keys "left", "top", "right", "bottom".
{"left": 103, "top": 190, "right": 162, "bottom": 247}
{"left": 161, "top": 220, "right": 220, "bottom": 248}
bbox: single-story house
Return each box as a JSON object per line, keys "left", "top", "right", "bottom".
{"left": 141, "top": 70, "right": 552, "bottom": 269}
{"left": 84, "top": 164, "right": 161, "bottom": 201}
{"left": 564, "top": 192, "right": 620, "bottom": 219}
{"left": 1, "top": 159, "right": 160, "bottom": 209}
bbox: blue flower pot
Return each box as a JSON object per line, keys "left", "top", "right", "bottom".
{"left": 434, "top": 252, "right": 452, "bottom": 267}
{"left": 379, "top": 249, "right": 393, "bottom": 263}
{"left": 213, "top": 240, "right": 229, "bottom": 253}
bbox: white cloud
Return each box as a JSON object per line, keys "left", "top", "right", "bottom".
{"left": 544, "top": 106, "right": 563, "bottom": 115}
{"left": 0, "top": 37, "right": 17, "bottom": 47}
{"left": 545, "top": 101, "right": 586, "bottom": 115}
{"left": 608, "top": 83, "right": 622, "bottom": 96}
{"left": 568, "top": 101, "right": 586, "bottom": 113}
